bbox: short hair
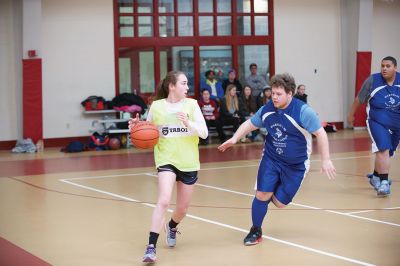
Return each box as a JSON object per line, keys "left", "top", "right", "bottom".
{"left": 382, "top": 56, "right": 397, "bottom": 67}
{"left": 249, "top": 63, "right": 257, "bottom": 69}
{"left": 205, "top": 70, "right": 215, "bottom": 77}
{"left": 297, "top": 84, "right": 305, "bottom": 90}
{"left": 270, "top": 73, "right": 296, "bottom": 95}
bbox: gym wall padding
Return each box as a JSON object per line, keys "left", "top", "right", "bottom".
{"left": 353, "top": 51, "right": 371, "bottom": 127}
{"left": 23, "top": 58, "right": 42, "bottom": 143}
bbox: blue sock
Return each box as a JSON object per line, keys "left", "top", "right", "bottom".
{"left": 251, "top": 197, "right": 270, "bottom": 228}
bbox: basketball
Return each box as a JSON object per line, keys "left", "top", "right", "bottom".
{"left": 109, "top": 137, "right": 121, "bottom": 150}
{"left": 130, "top": 121, "right": 159, "bottom": 149}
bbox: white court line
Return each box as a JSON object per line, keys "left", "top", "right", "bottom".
{"left": 346, "top": 206, "right": 400, "bottom": 215}
{"left": 60, "top": 154, "right": 400, "bottom": 228}
{"left": 144, "top": 173, "right": 400, "bottom": 228}
{"left": 59, "top": 178, "right": 375, "bottom": 266}
{"left": 62, "top": 154, "right": 373, "bottom": 182}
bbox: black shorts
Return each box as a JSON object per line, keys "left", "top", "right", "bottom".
{"left": 157, "top": 164, "right": 198, "bottom": 185}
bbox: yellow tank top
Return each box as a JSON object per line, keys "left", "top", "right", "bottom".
{"left": 150, "top": 98, "right": 200, "bottom": 171}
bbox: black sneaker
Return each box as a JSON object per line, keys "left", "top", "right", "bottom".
{"left": 243, "top": 226, "right": 262, "bottom": 246}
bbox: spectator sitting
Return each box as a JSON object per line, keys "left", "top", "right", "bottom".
{"left": 239, "top": 85, "right": 258, "bottom": 142}
{"left": 219, "top": 84, "right": 241, "bottom": 133}
{"left": 222, "top": 68, "right": 243, "bottom": 95}
{"left": 294, "top": 84, "right": 308, "bottom": 103}
{"left": 246, "top": 63, "right": 268, "bottom": 98}
{"left": 257, "top": 86, "right": 272, "bottom": 108}
{"left": 239, "top": 85, "right": 258, "bottom": 122}
{"left": 200, "top": 70, "right": 224, "bottom": 102}
{"left": 198, "top": 89, "right": 226, "bottom": 144}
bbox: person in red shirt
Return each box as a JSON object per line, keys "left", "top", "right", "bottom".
{"left": 198, "top": 89, "right": 226, "bottom": 144}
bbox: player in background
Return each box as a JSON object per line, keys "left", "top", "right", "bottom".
{"left": 348, "top": 56, "right": 400, "bottom": 197}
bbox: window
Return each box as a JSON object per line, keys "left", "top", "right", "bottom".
{"left": 178, "top": 16, "right": 193, "bottom": 36}
{"left": 159, "top": 16, "right": 174, "bottom": 37}
{"left": 119, "top": 16, "right": 134, "bottom": 37}
{"left": 115, "top": 0, "right": 274, "bottom": 100}
{"left": 198, "top": 0, "right": 213, "bottom": 12}
{"left": 217, "top": 0, "right": 231, "bottom": 12}
{"left": 238, "top": 45, "right": 270, "bottom": 86}
{"left": 200, "top": 46, "right": 232, "bottom": 83}
{"left": 217, "top": 16, "right": 231, "bottom": 36}
{"left": 158, "top": 0, "right": 174, "bottom": 13}
{"left": 199, "top": 16, "right": 214, "bottom": 36}
{"left": 177, "top": 0, "right": 192, "bottom": 12}
{"left": 159, "top": 47, "right": 195, "bottom": 95}
{"left": 118, "top": 47, "right": 155, "bottom": 95}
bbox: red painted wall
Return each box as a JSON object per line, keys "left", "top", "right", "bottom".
{"left": 23, "top": 58, "right": 43, "bottom": 143}
{"left": 353, "top": 51, "right": 372, "bottom": 127}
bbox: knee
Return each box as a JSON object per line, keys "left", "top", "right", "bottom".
{"left": 376, "top": 150, "right": 389, "bottom": 157}
{"left": 157, "top": 198, "right": 170, "bottom": 210}
{"left": 255, "top": 191, "right": 272, "bottom": 202}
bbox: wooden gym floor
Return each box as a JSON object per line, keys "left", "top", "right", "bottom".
{"left": 0, "top": 129, "right": 399, "bottom": 266}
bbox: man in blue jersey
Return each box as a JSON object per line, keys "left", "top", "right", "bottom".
{"left": 348, "top": 56, "right": 399, "bottom": 197}
{"left": 218, "top": 73, "right": 336, "bottom": 246}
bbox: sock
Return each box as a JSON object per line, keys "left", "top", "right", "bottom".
{"left": 377, "top": 173, "right": 388, "bottom": 181}
{"left": 149, "top": 232, "right": 159, "bottom": 247}
{"left": 169, "top": 218, "right": 179, "bottom": 229}
{"left": 251, "top": 197, "right": 270, "bottom": 228}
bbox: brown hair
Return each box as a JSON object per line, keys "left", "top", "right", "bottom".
{"left": 225, "top": 84, "right": 239, "bottom": 111}
{"left": 270, "top": 73, "right": 296, "bottom": 95}
{"left": 155, "top": 70, "right": 185, "bottom": 100}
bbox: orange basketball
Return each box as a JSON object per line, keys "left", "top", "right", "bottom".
{"left": 130, "top": 121, "right": 159, "bottom": 149}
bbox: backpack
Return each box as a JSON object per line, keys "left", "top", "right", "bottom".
{"left": 62, "top": 141, "right": 86, "bottom": 153}
{"left": 81, "top": 96, "right": 106, "bottom": 111}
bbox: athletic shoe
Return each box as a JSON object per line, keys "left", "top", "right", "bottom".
{"left": 142, "top": 244, "right": 156, "bottom": 263}
{"left": 368, "top": 175, "right": 381, "bottom": 191}
{"left": 367, "top": 173, "right": 392, "bottom": 189}
{"left": 377, "top": 180, "right": 391, "bottom": 197}
{"left": 164, "top": 223, "right": 179, "bottom": 247}
{"left": 243, "top": 226, "right": 262, "bottom": 246}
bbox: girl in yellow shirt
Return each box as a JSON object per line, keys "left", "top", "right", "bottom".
{"left": 130, "top": 71, "right": 207, "bottom": 263}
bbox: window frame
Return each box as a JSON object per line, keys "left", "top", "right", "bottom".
{"left": 113, "top": 0, "right": 275, "bottom": 100}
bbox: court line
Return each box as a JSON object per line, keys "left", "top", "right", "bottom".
{"left": 61, "top": 154, "right": 373, "bottom": 182}
{"left": 59, "top": 159, "right": 400, "bottom": 228}
{"left": 59, "top": 178, "right": 375, "bottom": 266}
{"left": 143, "top": 173, "right": 400, "bottom": 228}
{"left": 346, "top": 206, "right": 400, "bottom": 215}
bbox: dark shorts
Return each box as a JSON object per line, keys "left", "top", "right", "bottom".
{"left": 256, "top": 156, "right": 307, "bottom": 205}
{"left": 157, "top": 164, "right": 198, "bottom": 185}
{"left": 367, "top": 119, "right": 400, "bottom": 157}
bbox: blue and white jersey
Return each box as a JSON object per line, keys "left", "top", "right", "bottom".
{"left": 367, "top": 72, "right": 400, "bottom": 130}
{"left": 251, "top": 98, "right": 321, "bottom": 167}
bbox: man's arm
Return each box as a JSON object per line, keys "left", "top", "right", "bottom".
{"left": 313, "top": 127, "right": 336, "bottom": 179}
{"left": 347, "top": 97, "right": 361, "bottom": 126}
{"left": 347, "top": 75, "right": 373, "bottom": 126}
